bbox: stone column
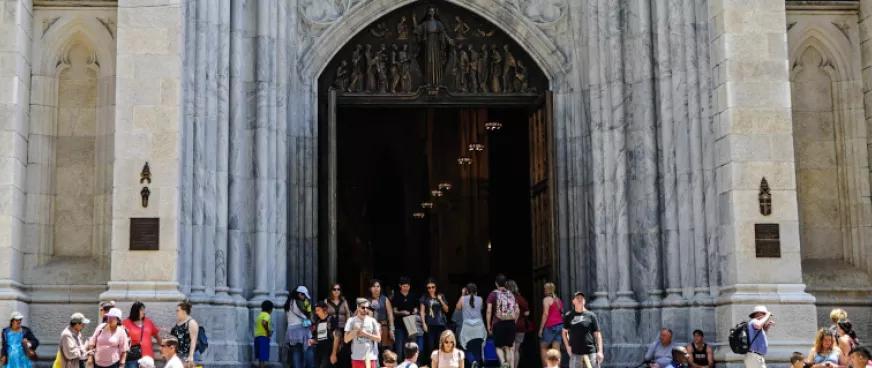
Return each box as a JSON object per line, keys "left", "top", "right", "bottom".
{"left": 0, "top": 0, "right": 31, "bottom": 317}
{"left": 708, "top": 0, "right": 816, "bottom": 365}
{"left": 859, "top": 0, "right": 872, "bottom": 275}
{"left": 103, "top": 0, "right": 186, "bottom": 303}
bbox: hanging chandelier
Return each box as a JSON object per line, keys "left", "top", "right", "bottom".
{"left": 457, "top": 157, "right": 472, "bottom": 165}
{"left": 412, "top": 212, "right": 426, "bottom": 219}
{"left": 420, "top": 202, "right": 434, "bottom": 209}
{"left": 485, "top": 121, "right": 502, "bottom": 131}
{"left": 438, "top": 182, "right": 452, "bottom": 191}
{"left": 431, "top": 189, "right": 443, "bottom": 197}
{"left": 468, "top": 143, "right": 485, "bottom": 152}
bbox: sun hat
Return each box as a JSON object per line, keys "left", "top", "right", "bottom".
{"left": 106, "top": 307, "right": 123, "bottom": 320}
{"left": 749, "top": 305, "right": 770, "bottom": 318}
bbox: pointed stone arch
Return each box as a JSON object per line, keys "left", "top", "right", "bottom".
{"left": 787, "top": 23, "right": 871, "bottom": 276}
{"left": 23, "top": 11, "right": 117, "bottom": 289}
{"left": 300, "top": 0, "right": 570, "bottom": 88}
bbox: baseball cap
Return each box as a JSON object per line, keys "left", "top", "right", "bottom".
{"left": 10, "top": 311, "right": 23, "bottom": 320}
{"left": 100, "top": 300, "right": 116, "bottom": 309}
{"left": 573, "top": 291, "right": 586, "bottom": 298}
{"left": 70, "top": 313, "right": 91, "bottom": 324}
{"left": 105, "top": 307, "right": 123, "bottom": 320}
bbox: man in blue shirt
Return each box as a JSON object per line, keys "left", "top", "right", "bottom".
{"left": 745, "top": 305, "right": 774, "bottom": 368}
{"left": 645, "top": 328, "right": 674, "bottom": 368}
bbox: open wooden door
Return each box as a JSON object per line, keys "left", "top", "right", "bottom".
{"left": 529, "top": 92, "right": 555, "bottom": 314}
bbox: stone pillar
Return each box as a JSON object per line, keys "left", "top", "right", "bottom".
{"left": 708, "top": 0, "right": 816, "bottom": 365}
{"left": 102, "top": 0, "right": 185, "bottom": 304}
{"left": 0, "top": 0, "right": 31, "bottom": 317}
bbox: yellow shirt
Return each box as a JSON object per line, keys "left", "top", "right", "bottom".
{"left": 254, "top": 311, "right": 271, "bottom": 337}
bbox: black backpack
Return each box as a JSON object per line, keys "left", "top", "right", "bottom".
{"left": 728, "top": 321, "right": 760, "bottom": 354}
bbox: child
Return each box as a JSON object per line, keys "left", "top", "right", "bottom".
{"left": 545, "top": 348, "right": 561, "bottom": 368}
{"left": 790, "top": 352, "right": 809, "bottom": 368}
{"left": 398, "top": 342, "right": 420, "bottom": 368}
{"left": 383, "top": 350, "right": 399, "bottom": 368}
{"left": 254, "top": 300, "right": 274, "bottom": 368}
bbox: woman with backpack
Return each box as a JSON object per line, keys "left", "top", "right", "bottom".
{"left": 285, "top": 285, "right": 314, "bottom": 368}
{"left": 486, "top": 274, "right": 519, "bottom": 368}
{"left": 88, "top": 308, "right": 129, "bottom": 368}
{"left": 122, "top": 302, "right": 161, "bottom": 368}
{"left": 538, "top": 282, "right": 563, "bottom": 368}
{"left": 170, "top": 301, "right": 200, "bottom": 368}
{"left": 506, "top": 280, "right": 532, "bottom": 366}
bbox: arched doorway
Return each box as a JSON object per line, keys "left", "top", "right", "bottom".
{"left": 316, "top": 1, "right": 554, "bottom": 334}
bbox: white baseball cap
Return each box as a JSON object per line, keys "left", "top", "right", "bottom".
{"left": 10, "top": 311, "right": 23, "bottom": 320}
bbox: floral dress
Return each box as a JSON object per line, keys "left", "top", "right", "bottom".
{"left": 3, "top": 330, "right": 31, "bottom": 368}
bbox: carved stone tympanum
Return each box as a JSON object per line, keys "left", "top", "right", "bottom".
{"left": 320, "top": 0, "right": 546, "bottom": 101}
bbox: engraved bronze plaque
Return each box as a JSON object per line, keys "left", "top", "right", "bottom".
{"left": 755, "top": 223, "right": 780, "bottom": 258}
{"left": 130, "top": 218, "right": 159, "bottom": 250}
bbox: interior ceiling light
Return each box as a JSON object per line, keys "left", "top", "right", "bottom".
{"left": 485, "top": 121, "right": 502, "bottom": 131}
{"left": 468, "top": 143, "right": 485, "bottom": 152}
{"left": 412, "top": 212, "right": 426, "bottom": 219}
{"left": 431, "top": 190, "right": 443, "bottom": 197}
{"left": 457, "top": 157, "right": 472, "bottom": 165}
{"left": 438, "top": 182, "right": 452, "bottom": 191}
{"left": 420, "top": 202, "right": 434, "bottom": 209}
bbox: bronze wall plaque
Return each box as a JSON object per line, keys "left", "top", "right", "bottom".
{"left": 130, "top": 218, "right": 159, "bottom": 250}
{"left": 755, "top": 223, "right": 780, "bottom": 257}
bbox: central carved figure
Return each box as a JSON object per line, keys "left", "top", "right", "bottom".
{"left": 415, "top": 7, "right": 453, "bottom": 87}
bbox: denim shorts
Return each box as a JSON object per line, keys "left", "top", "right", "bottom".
{"left": 540, "top": 325, "right": 563, "bottom": 346}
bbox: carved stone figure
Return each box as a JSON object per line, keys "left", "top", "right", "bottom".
{"left": 523, "top": 0, "right": 566, "bottom": 24}
{"left": 397, "top": 16, "right": 410, "bottom": 40}
{"left": 390, "top": 44, "right": 401, "bottom": 93}
{"left": 365, "top": 44, "right": 376, "bottom": 92}
{"left": 399, "top": 44, "right": 413, "bottom": 92}
{"left": 513, "top": 59, "right": 528, "bottom": 92}
{"left": 458, "top": 44, "right": 469, "bottom": 92}
{"left": 479, "top": 44, "right": 490, "bottom": 93}
{"left": 446, "top": 44, "right": 459, "bottom": 91}
{"left": 502, "top": 44, "right": 518, "bottom": 92}
{"left": 467, "top": 44, "right": 479, "bottom": 93}
{"left": 490, "top": 44, "right": 502, "bottom": 93}
{"left": 414, "top": 7, "right": 453, "bottom": 87}
{"left": 476, "top": 28, "right": 495, "bottom": 38}
{"left": 334, "top": 60, "right": 349, "bottom": 91}
{"left": 453, "top": 16, "right": 471, "bottom": 40}
{"left": 376, "top": 44, "right": 388, "bottom": 93}
{"left": 370, "top": 22, "right": 389, "bottom": 38}
{"left": 349, "top": 44, "right": 364, "bottom": 92}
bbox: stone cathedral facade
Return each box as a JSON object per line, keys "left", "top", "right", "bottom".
{"left": 1, "top": 0, "right": 871, "bottom": 367}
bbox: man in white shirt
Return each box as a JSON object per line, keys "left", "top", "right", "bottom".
{"left": 344, "top": 298, "right": 381, "bottom": 368}
{"left": 160, "top": 337, "right": 185, "bottom": 368}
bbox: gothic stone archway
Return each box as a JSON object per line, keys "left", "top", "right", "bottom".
{"left": 315, "top": 0, "right": 557, "bottom": 305}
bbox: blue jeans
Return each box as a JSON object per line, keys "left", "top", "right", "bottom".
{"left": 394, "top": 327, "right": 425, "bottom": 362}
{"left": 289, "top": 343, "right": 315, "bottom": 368}
{"left": 124, "top": 360, "right": 139, "bottom": 368}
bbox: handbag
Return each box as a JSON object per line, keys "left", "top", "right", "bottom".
{"left": 402, "top": 315, "right": 421, "bottom": 337}
{"left": 127, "top": 322, "right": 144, "bottom": 360}
{"left": 52, "top": 351, "right": 63, "bottom": 368}
{"left": 379, "top": 323, "right": 394, "bottom": 346}
{"left": 22, "top": 339, "right": 37, "bottom": 361}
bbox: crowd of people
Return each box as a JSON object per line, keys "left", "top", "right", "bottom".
{"left": 0, "top": 301, "right": 201, "bottom": 368}
{"left": 0, "top": 284, "right": 870, "bottom": 368}
{"left": 258, "top": 274, "right": 603, "bottom": 368}
{"left": 642, "top": 307, "right": 871, "bottom": 368}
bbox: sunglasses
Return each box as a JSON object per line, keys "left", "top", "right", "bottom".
{"left": 332, "top": 287, "right": 341, "bottom": 291}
